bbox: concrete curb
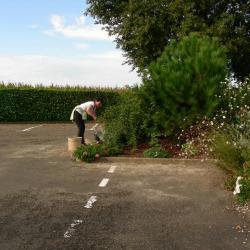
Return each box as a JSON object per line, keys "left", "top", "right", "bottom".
{"left": 98, "top": 157, "right": 217, "bottom": 165}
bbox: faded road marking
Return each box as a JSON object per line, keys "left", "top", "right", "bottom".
{"left": 84, "top": 196, "right": 97, "bottom": 209}
{"left": 64, "top": 219, "right": 83, "bottom": 238}
{"left": 21, "top": 125, "right": 43, "bottom": 132}
{"left": 108, "top": 165, "right": 117, "bottom": 173}
{"left": 99, "top": 178, "right": 109, "bottom": 187}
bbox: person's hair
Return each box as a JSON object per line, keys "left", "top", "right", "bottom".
{"left": 94, "top": 98, "right": 101, "bottom": 102}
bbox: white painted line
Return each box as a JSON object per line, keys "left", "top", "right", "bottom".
{"left": 99, "top": 178, "right": 109, "bottom": 187}
{"left": 64, "top": 228, "right": 75, "bottom": 238}
{"left": 21, "top": 125, "right": 43, "bottom": 132}
{"left": 84, "top": 196, "right": 97, "bottom": 209}
{"left": 108, "top": 165, "right": 117, "bottom": 173}
{"left": 64, "top": 219, "right": 83, "bottom": 238}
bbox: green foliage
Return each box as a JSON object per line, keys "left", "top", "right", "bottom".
{"left": 181, "top": 141, "right": 198, "bottom": 157}
{"left": 213, "top": 133, "right": 245, "bottom": 174}
{"left": 86, "top": 0, "right": 250, "bottom": 79}
{"left": 213, "top": 111, "right": 250, "bottom": 174}
{"left": 224, "top": 175, "right": 237, "bottom": 192}
{"left": 143, "top": 147, "right": 170, "bottom": 158}
{"left": 0, "top": 84, "right": 120, "bottom": 122}
{"left": 73, "top": 144, "right": 103, "bottom": 163}
{"left": 140, "top": 33, "right": 227, "bottom": 135}
{"left": 237, "top": 178, "right": 250, "bottom": 203}
{"left": 217, "top": 78, "right": 250, "bottom": 123}
{"left": 102, "top": 90, "right": 146, "bottom": 149}
{"left": 102, "top": 146, "right": 122, "bottom": 157}
{"left": 213, "top": 110, "right": 250, "bottom": 202}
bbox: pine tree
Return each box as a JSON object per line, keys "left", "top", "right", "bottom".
{"left": 140, "top": 33, "right": 228, "bottom": 135}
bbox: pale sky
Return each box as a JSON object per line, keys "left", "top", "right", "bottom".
{"left": 0, "top": 0, "right": 140, "bottom": 87}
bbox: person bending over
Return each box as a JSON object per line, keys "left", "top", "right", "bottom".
{"left": 70, "top": 99, "right": 102, "bottom": 144}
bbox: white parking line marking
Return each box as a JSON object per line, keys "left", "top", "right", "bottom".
{"left": 84, "top": 196, "right": 97, "bottom": 209}
{"left": 64, "top": 219, "right": 83, "bottom": 238}
{"left": 21, "top": 125, "right": 43, "bottom": 132}
{"left": 99, "top": 178, "right": 109, "bottom": 187}
{"left": 108, "top": 165, "right": 117, "bottom": 173}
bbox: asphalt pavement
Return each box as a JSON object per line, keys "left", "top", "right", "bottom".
{"left": 0, "top": 123, "right": 249, "bottom": 250}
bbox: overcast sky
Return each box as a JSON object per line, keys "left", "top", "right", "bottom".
{"left": 0, "top": 0, "right": 140, "bottom": 87}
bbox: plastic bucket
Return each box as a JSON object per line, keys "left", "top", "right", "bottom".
{"left": 68, "top": 137, "right": 82, "bottom": 152}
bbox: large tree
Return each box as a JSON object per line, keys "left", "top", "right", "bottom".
{"left": 86, "top": 0, "right": 250, "bottom": 80}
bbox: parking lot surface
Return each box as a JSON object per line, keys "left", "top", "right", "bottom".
{"left": 0, "top": 123, "right": 249, "bottom": 250}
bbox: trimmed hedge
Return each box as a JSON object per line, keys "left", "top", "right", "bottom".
{"left": 0, "top": 85, "right": 120, "bottom": 122}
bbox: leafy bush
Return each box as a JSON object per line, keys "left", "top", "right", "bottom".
{"left": 213, "top": 110, "right": 250, "bottom": 202}
{"left": 102, "top": 146, "right": 122, "bottom": 156}
{"left": 102, "top": 90, "right": 146, "bottom": 149}
{"left": 143, "top": 147, "right": 170, "bottom": 158}
{"left": 73, "top": 144, "right": 103, "bottom": 163}
{"left": 140, "top": 33, "right": 228, "bottom": 136}
{"left": 213, "top": 111, "right": 250, "bottom": 174}
{"left": 0, "top": 83, "right": 120, "bottom": 122}
{"left": 216, "top": 78, "right": 250, "bottom": 124}
{"left": 238, "top": 178, "right": 250, "bottom": 203}
{"left": 181, "top": 141, "right": 199, "bottom": 157}
{"left": 176, "top": 77, "right": 250, "bottom": 159}
{"left": 213, "top": 133, "right": 245, "bottom": 174}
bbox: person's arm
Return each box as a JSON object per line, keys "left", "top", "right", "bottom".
{"left": 86, "top": 106, "right": 96, "bottom": 120}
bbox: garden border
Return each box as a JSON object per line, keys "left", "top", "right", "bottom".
{"left": 98, "top": 157, "right": 217, "bottom": 164}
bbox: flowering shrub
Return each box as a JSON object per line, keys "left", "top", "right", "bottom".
{"left": 180, "top": 141, "right": 199, "bottom": 157}
{"left": 213, "top": 110, "right": 250, "bottom": 202}
{"left": 215, "top": 78, "right": 250, "bottom": 124}
{"left": 177, "top": 78, "right": 250, "bottom": 159}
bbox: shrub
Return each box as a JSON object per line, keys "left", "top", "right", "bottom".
{"left": 213, "top": 132, "right": 245, "bottom": 174}
{"left": 102, "top": 90, "right": 146, "bottom": 149}
{"left": 216, "top": 77, "right": 250, "bottom": 124}
{"left": 0, "top": 83, "right": 120, "bottom": 122}
{"left": 143, "top": 147, "right": 170, "bottom": 158}
{"left": 213, "top": 110, "right": 250, "bottom": 202}
{"left": 238, "top": 178, "right": 250, "bottom": 203}
{"left": 176, "top": 77, "right": 250, "bottom": 159}
{"left": 73, "top": 144, "right": 103, "bottom": 163}
{"left": 102, "top": 146, "right": 122, "bottom": 156}
{"left": 140, "top": 33, "right": 228, "bottom": 136}
{"left": 215, "top": 111, "right": 250, "bottom": 173}
{"left": 181, "top": 141, "right": 199, "bottom": 157}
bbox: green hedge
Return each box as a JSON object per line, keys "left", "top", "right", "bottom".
{"left": 0, "top": 85, "right": 120, "bottom": 122}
